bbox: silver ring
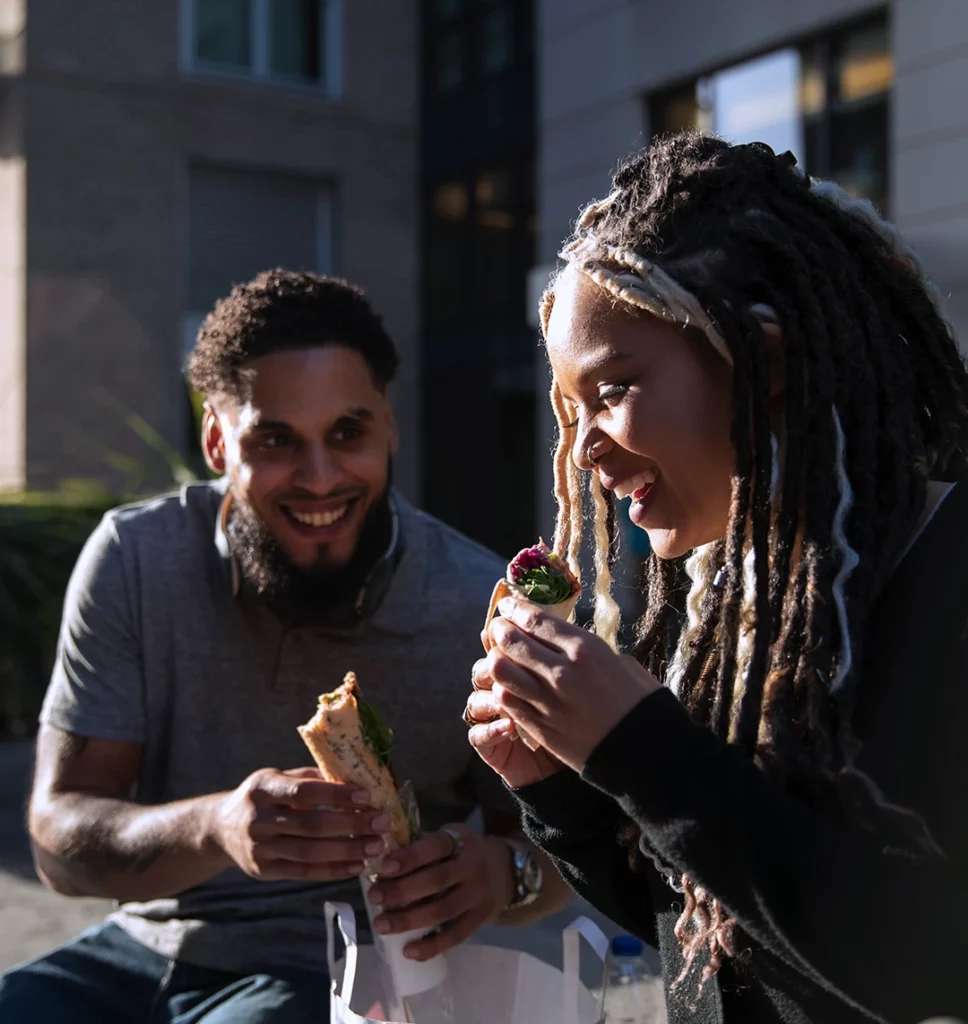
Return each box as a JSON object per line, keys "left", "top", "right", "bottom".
{"left": 441, "top": 826, "right": 463, "bottom": 861}
{"left": 586, "top": 441, "right": 601, "bottom": 467}
{"left": 462, "top": 702, "right": 476, "bottom": 727}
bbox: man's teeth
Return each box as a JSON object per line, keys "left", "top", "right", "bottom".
{"left": 290, "top": 504, "right": 350, "bottom": 528}
{"left": 615, "top": 471, "right": 657, "bottom": 501}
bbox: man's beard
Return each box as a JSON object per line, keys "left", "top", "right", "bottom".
{"left": 227, "top": 482, "right": 394, "bottom": 623}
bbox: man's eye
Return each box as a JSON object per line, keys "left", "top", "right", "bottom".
{"left": 333, "top": 423, "right": 365, "bottom": 443}
{"left": 258, "top": 434, "right": 291, "bottom": 451}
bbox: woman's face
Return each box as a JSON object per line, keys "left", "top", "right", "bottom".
{"left": 545, "top": 263, "right": 736, "bottom": 559}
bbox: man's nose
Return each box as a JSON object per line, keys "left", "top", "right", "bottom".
{"left": 293, "top": 444, "right": 341, "bottom": 493}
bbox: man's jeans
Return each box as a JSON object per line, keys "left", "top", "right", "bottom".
{"left": 0, "top": 922, "right": 331, "bottom": 1023}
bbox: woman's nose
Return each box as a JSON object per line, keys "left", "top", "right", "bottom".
{"left": 573, "top": 432, "right": 612, "bottom": 471}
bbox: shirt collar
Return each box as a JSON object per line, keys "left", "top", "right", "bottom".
{"left": 213, "top": 485, "right": 421, "bottom": 634}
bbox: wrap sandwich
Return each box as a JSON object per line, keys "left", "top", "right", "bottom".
{"left": 482, "top": 540, "right": 581, "bottom": 749}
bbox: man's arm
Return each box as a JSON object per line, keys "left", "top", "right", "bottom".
{"left": 28, "top": 725, "right": 228, "bottom": 900}
{"left": 29, "top": 725, "right": 390, "bottom": 902}
{"left": 481, "top": 806, "right": 572, "bottom": 926}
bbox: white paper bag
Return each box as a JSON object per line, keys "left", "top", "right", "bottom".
{"left": 326, "top": 902, "right": 606, "bottom": 1024}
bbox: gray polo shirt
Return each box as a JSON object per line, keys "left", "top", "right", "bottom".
{"left": 40, "top": 480, "right": 509, "bottom": 974}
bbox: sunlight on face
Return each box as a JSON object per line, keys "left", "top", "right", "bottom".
{"left": 546, "top": 265, "right": 735, "bottom": 559}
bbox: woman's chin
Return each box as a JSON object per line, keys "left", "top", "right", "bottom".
{"left": 645, "top": 525, "right": 725, "bottom": 561}
{"left": 643, "top": 527, "right": 691, "bottom": 561}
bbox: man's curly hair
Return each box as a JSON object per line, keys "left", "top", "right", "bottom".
{"left": 187, "top": 269, "right": 399, "bottom": 401}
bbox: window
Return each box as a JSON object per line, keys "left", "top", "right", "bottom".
{"left": 435, "top": 30, "right": 464, "bottom": 93}
{"left": 427, "top": 0, "right": 528, "bottom": 98}
{"left": 183, "top": 165, "right": 336, "bottom": 355}
{"left": 424, "top": 161, "right": 534, "bottom": 329}
{"left": 480, "top": 5, "right": 514, "bottom": 75}
{"left": 182, "top": 0, "right": 344, "bottom": 95}
{"left": 650, "top": 13, "right": 892, "bottom": 212}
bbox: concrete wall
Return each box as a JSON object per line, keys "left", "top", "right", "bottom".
{"left": 0, "top": 0, "right": 24, "bottom": 489}
{"left": 893, "top": 0, "right": 968, "bottom": 350}
{"left": 0, "top": 92, "right": 24, "bottom": 490}
{"left": 534, "top": 0, "right": 968, "bottom": 536}
{"left": 9, "top": 0, "right": 421, "bottom": 499}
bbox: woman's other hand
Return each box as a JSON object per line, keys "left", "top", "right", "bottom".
{"left": 482, "top": 597, "right": 660, "bottom": 772}
{"left": 465, "top": 658, "right": 564, "bottom": 789}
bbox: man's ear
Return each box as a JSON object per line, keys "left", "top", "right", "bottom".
{"left": 760, "top": 321, "right": 786, "bottom": 401}
{"left": 384, "top": 397, "right": 399, "bottom": 454}
{"left": 201, "top": 403, "right": 226, "bottom": 475}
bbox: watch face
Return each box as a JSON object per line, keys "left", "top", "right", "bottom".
{"left": 521, "top": 853, "right": 543, "bottom": 895}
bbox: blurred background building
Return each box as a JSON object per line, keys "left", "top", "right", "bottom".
{"left": 1, "top": 0, "right": 967, "bottom": 554}
{"left": 0, "top": 0, "right": 421, "bottom": 500}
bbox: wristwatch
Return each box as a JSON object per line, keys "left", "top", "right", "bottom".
{"left": 504, "top": 839, "right": 543, "bottom": 910}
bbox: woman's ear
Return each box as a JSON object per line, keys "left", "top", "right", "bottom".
{"left": 760, "top": 321, "right": 786, "bottom": 401}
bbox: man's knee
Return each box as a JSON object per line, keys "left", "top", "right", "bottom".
{"left": 0, "top": 924, "right": 162, "bottom": 1022}
{"left": 0, "top": 956, "right": 74, "bottom": 1015}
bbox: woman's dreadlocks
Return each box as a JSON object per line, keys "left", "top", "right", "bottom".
{"left": 541, "top": 132, "right": 968, "bottom": 990}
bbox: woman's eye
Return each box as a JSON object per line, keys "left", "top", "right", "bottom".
{"left": 259, "top": 435, "right": 291, "bottom": 451}
{"left": 598, "top": 383, "right": 629, "bottom": 405}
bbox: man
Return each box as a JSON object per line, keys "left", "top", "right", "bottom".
{"left": 0, "top": 270, "right": 568, "bottom": 1021}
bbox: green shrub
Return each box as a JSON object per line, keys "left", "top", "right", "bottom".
{"left": 0, "top": 490, "right": 118, "bottom": 738}
{"left": 0, "top": 399, "right": 208, "bottom": 738}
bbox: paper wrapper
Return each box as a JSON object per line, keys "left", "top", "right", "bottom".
{"left": 361, "top": 782, "right": 451, "bottom": 1002}
{"left": 481, "top": 578, "right": 581, "bottom": 750}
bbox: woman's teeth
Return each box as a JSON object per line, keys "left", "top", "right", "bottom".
{"left": 614, "top": 471, "right": 657, "bottom": 501}
{"left": 289, "top": 504, "right": 350, "bottom": 528}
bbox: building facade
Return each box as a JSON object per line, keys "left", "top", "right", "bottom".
{"left": 0, "top": 0, "right": 421, "bottom": 500}
{"left": 534, "top": 0, "right": 968, "bottom": 537}
{"left": 419, "top": 0, "right": 537, "bottom": 558}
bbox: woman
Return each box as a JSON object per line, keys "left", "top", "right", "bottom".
{"left": 466, "top": 133, "right": 968, "bottom": 1024}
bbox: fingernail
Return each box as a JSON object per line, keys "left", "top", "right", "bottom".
{"left": 365, "top": 840, "right": 386, "bottom": 856}
{"left": 348, "top": 863, "right": 364, "bottom": 876}
{"left": 371, "top": 814, "right": 391, "bottom": 832}
{"left": 381, "top": 859, "right": 399, "bottom": 875}
{"left": 352, "top": 791, "right": 371, "bottom": 806}
{"left": 404, "top": 944, "right": 421, "bottom": 960}
{"left": 367, "top": 888, "right": 384, "bottom": 906}
{"left": 374, "top": 917, "right": 391, "bottom": 934}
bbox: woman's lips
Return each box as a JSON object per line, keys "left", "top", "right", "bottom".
{"left": 628, "top": 480, "right": 658, "bottom": 525}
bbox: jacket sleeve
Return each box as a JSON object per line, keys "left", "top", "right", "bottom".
{"left": 512, "top": 770, "right": 658, "bottom": 947}
{"left": 581, "top": 687, "right": 968, "bottom": 1023}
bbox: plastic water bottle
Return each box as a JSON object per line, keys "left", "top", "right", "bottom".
{"left": 602, "top": 935, "right": 664, "bottom": 1023}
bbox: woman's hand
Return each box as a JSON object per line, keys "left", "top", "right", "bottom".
{"left": 481, "top": 597, "right": 660, "bottom": 773}
{"left": 465, "top": 668, "right": 564, "bottom": 789}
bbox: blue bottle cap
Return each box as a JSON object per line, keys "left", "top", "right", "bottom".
{"left": 610, "top": 935, "right": 644, "bottom": 957}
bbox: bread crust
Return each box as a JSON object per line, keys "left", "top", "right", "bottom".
{"left": 298, "top": 672, "right": 411, "bottom": 848}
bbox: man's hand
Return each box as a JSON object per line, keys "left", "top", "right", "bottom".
{"left": 365, "top": 824, "right": 513, "bottom": 961}
{"left": 212, "top": 767, "right": 391, "bottom": 883}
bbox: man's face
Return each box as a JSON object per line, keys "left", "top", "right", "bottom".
{"left": 204, "top": 345, "right": 397, "bottom": 571}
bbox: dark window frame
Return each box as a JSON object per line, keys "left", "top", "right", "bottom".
{"left": 648, "top": 8, "right": 892, "bottom": 212}
{"left": 181, "top": 0, "right": 344, "bottom": 97}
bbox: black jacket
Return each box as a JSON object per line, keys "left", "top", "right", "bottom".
{"left": 514, "top": 484, "right": 968, "bottom": 1023}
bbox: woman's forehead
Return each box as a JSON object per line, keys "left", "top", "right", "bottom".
{"left": 546, "top": 266, "right": 678, "bottom": 377}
